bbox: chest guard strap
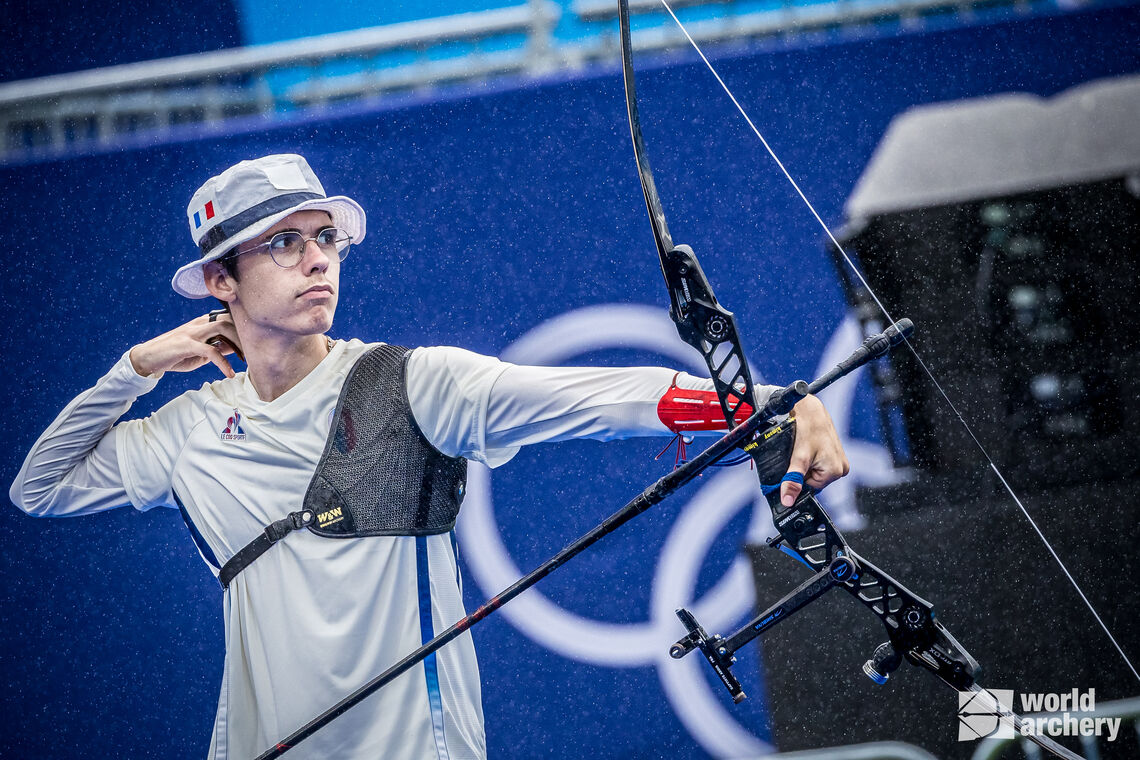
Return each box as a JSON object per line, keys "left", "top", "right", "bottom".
{"left": 217, "top": 343, "right": 468, "bottom": 589}
{"left": 219, "top": 509, "right": 315, "bottom": 588}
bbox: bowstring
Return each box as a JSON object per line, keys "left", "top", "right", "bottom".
{"left": 649, "top": 0, "right": 1140, "bottom": 684}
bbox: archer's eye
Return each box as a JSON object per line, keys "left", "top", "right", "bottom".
{"left": 270, "top": 232, "right": 303, "bottom": 251}
{"left": 315, "top": 228, "right": 340, "bottom": 246}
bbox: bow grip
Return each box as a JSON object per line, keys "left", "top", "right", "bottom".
{"left": 746, "top": 419, "right": 812, "bottom": 512}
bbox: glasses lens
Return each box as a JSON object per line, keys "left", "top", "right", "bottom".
{"left": 320, "top": 227, "right": 352, "bottom": 261}
{"left": 268, "top": 231, "right": 305, "bottom": 267}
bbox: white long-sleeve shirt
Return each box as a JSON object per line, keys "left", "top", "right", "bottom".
{"left": 10, "top": 338, "right": 777, "bottom": 760}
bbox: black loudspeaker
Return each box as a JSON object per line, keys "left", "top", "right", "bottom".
{"left": 833, "top": 74, "right": 1140, "bottom": 490}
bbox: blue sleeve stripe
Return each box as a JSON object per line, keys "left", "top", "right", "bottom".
{"left": 449, "top": 529, "right": 463, "bottom": 595}
{"left": 174, "top": 492, "right": 221, "bottom": 572}
{"left": 416, "top": 536, "right": 453, "bottom": 760}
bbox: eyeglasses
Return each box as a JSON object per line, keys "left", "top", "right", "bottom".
{"left": 238, "top": 226, "right": 352, "bottom": 268}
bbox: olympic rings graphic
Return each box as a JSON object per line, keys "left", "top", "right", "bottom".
{"left": 456, "top": 304, "right": 897, "bottom": 757}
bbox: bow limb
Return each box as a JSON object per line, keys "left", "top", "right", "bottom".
{"left": 617, "top": 0, "right": 674, "bottom": 263}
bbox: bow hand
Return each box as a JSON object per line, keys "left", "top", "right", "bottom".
{"left": 783, "top": 394, "right": 850, "bottom": 507}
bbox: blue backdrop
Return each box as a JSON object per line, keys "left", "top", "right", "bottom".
{"left": 2, "top": 5, "right": 1139, "bottom": 758}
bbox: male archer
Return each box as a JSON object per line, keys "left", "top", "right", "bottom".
{"left": 10, "top": 154, "right": 848, "bottom": 759}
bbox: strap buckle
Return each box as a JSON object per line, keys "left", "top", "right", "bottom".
{"left": 265, "top": 510, "right": 313, "bottom": 542}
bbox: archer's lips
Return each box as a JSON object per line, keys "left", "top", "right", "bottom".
{"left": 299, "top": 284, "right": 335, "bottom": 298}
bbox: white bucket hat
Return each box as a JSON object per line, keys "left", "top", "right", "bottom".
{"left": 172, "top": 154, "right": 367, "bottom": 298}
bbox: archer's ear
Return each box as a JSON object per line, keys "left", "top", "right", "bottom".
{"left": 203, "top": 260, "right": 236, "bottom": 303}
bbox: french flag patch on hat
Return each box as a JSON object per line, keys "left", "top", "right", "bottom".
{"left": 192, "top": 200, "right": 216, "bottom": 229}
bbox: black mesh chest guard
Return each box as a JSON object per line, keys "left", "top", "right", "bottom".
{"left": 216, "top": 344, "right": 467, "bottom": 588}
{"left": 303, "top": 343, "right": 467, "bottom": 536}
